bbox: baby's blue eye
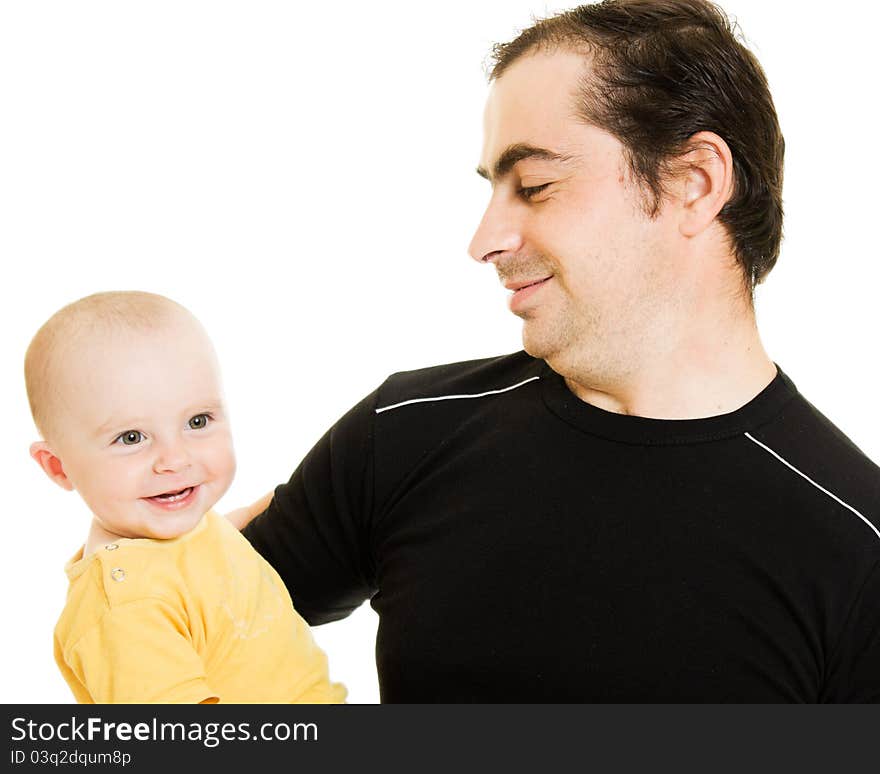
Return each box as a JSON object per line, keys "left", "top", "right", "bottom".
{"left": 189, "top": 414, "right": 211, "bottom": 430}
{"left": 116, "top": 430, "right": 143, "bottom": 446}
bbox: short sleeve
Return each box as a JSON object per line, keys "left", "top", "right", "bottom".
{"left": 243, "top": 389, "right": 378, "bottom": 625}
{"left": 822, "top": 560, "right": 880, "bottom": 703}
{"left": 64, "top": 598, "right": 218, "bottom": 704}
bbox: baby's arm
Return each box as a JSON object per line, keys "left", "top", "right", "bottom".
{"left": 61, "top": 599, "right": 219, "bottom": 704}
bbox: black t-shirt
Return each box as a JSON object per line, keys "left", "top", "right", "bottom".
{"left": 243, "top": 352, "right": 880, "bottom": 702}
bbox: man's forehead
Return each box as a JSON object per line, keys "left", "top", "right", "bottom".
{"left": 479, "top": 49, "right": 591, "bottom": 173}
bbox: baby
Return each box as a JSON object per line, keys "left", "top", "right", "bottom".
{"left": 25, "top": 291, "right": 346, "bottom": 704}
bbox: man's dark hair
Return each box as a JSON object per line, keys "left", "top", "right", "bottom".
{"left": 489, "top": 0, "right": 785, "bottom": 293}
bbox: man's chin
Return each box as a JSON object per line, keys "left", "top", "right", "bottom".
{"left": 521, "top": 323, "right": 556, "bottom": 362}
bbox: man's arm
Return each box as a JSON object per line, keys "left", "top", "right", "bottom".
{"left": 823, "top": 559, "right": 880, "bottom": 702}
{"left": 235, "top": 389, "right": 379, "bottom": 625}
{"left": 225, "top": 490, "right": 274, "bottom": 531}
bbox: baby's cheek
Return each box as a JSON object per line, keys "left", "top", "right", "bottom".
{"left": 211, "top": 439, "right": 237, "bottom": 487}
{"left": 96, "top": 455, "right": 143, "bottom": 494}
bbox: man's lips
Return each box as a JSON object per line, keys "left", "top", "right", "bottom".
{"left": 503, "top": 275, "right": 553, "bottom": 292}
{"left": 505, "top": 275, "right": 553, "bottom": 312}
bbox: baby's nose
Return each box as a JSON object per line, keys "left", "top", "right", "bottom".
{"left": 152, "top": 441, "right": 191, "bottom": 474}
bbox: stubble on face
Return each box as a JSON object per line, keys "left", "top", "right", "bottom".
{"left": 504, "top": 225, "right": 679, "bottom": 390}
{"left": 495, "top": 251, "right": 583, "bottom": 353}
{"left": 477, "top": 50, "right": 690, "bottom": 390}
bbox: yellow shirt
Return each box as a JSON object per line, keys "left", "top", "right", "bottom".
{"left": 54, "top": 511, "right": 346, "bottom": 704}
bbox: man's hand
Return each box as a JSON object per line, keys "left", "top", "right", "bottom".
{"left": 225, "top": 490, "right": 274, "bottom": 531}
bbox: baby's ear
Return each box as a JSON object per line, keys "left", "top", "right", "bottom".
{"left": 29, "top": 441, "right": 74, "bottom": 491}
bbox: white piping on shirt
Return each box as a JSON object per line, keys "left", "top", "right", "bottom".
{"left": 744, "top": 431, "right": 880, "bottom": 543}
{"left": 375, "top": 376, "right": 541, "bottom": 415}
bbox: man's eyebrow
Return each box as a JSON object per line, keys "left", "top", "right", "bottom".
{"left": 476, "top": 143, "right": 574, "bottom": 182}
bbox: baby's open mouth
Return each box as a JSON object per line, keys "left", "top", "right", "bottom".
{"left": 148, "top": 487, "right": 194, "bottom": 503}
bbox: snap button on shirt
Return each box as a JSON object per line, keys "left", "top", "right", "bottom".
{"left": 110, "top": 568, "right": 126, "bottom": 582}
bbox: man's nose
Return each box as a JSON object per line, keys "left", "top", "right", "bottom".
{"left": 152, "top": 438, "right": 192, "bottom": 474}
{"left": 468, "top": 194, "right": 524, "bottom": 264}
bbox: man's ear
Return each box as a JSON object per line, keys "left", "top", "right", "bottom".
{"left": 30, "top": 441, "right": 74, "bottom": 491}
{"left": 676, "top": 131, "right": 735, "bottom": 238}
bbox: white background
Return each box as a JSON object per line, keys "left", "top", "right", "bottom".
{"left": 1, "top": 1, "right": 877, "bottom": 704}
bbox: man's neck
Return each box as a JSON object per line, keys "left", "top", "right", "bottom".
{"left": 558, "top": 306, "right": 777, "bottom": 420}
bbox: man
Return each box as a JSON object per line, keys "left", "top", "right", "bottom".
{"left": 237, "top": 0, "right": 880, "bottom": 701}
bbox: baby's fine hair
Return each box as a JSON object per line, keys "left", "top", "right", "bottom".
{"left": 24, "top": 291, "right": 193, "bottom": 442}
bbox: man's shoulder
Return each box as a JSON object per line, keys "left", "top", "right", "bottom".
{"left": 757, "top": 383, "right": 880, "bottom": 477}
{"left": 749, "top": 379, "right": 880, "bottom": 544}
{"left": 375, "top": 350, "right": 543, "bottom": 414}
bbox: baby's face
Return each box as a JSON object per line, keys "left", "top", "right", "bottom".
{"left": 50, "top": 318, "right": 236, "bottom": 541}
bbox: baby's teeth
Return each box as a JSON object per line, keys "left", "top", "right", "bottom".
{"left": 156, "top": 487, "right": 191, "bottom": 502}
